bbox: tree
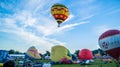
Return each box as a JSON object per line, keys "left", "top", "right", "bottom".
{"left": 92, "top": 48, "right": 106, "bottom": 56}
{"left": 98, "top": 48, "right": 106, "bottom": 55}
{"left": 8, "top": 49, "right": 15, "bottom": 54}
{"left": 92, "top": 50, "right": 98, "bottom": 56}
{"left": 74, "top": 50, "right": 79, "bottom": 57}
{"left": 44, "top": 51, "right": 50, "bottom": 56}
{"left": 8, "top": 49, "right": 23, "bottom": 54}
{"left": 15, "top": 51, "right": 22, "bottom": 54}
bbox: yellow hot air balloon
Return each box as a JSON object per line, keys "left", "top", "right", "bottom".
{"left": 0, "top": 63, "right": 3, "bottom": 67}
{"left": 51, "top": 45, "right": 72, "bottom": 62}
{"left": 51, "top": 3, "right": 69, "bottom": 27}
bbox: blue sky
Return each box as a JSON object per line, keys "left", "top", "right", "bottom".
{"left": 0, "top": 0, "right": 120, "bottom": 53}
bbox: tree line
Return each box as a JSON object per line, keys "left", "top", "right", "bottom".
{"left": 8, "top": 48, "right": 106, "bottom": 56}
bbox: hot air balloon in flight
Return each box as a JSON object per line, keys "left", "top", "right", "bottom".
{"left": 98, "top": 29, "right": 120, "bottom": 61}
{"left": 51, "top": 3, "right": 69, "bottom": 27}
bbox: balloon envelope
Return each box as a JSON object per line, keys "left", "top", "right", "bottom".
{"left": 51, "top": 3, "right": 69, "bottom": 27}
{"left": 0, "top": 63, "right": 3, "bottom": 67}
{"left": 78, "top": 49, "right": 93, "bottom": 60}
{"left": 26, "top": 46, "right": 41, "bottom": 59}
{"left": 61, "top": 58, "right": 71, "bottom": 64}
{"left": 99, "top": 29, "right": 120, "bottom": 60}
{"left": 51, "top": 45, "right": 72, "bottom": 62}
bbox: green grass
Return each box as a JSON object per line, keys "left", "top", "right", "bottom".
{"left": 52, "top": 60, "right": 120, "bottom": 67}
{"left": 52, "top": 64, "right": 81, "bottom": 67}
{"left": 52, "top": 62, "right": 119, "bottom": 67}
{"left": 40, "top": 59, "right": 51, "bottom": 63}
{"left": 15, "top": 59, "right": 120, "bottom": 67}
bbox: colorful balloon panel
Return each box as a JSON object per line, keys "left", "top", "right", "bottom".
{"left": 78, "top": 49, "right": 93, "bottom": 60}
{"left": 26, "top": 46, "right": 41, "bottom": 59}
{"left": 99, "top": 29, "right": 120, "bottom": 60}
{"left": 51, "top": 3, "right": 69, "bottom": 27}
{"left": 51, "top": 45, "right": 72, "bottom": 62}
{"left": 0, "top": 63, "right": 3, "bottom": 67}
{"left": 99, "top": 34, "right": 120, "bottom": 51}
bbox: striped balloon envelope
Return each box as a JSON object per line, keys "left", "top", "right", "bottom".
{"left": 51, "top": 3, "right": 69, "bottom": 27}
{"left": 98, "top": 29, "right": 120, "bottom": 60}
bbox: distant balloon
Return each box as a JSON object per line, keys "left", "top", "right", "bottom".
{"left": 26, "top": 46, "right": 41, "bottom": 59}
{"left": 51, "top": 3, "right": 69, "bottom": 27}
{"left": 98, "top": 29, "right": 120, "bottom": 60}
{"left": 78, "top": 49, "right": 93, "bottom": 60}
{"left": 0, "top": 63, "right": 3, "bottom": 67}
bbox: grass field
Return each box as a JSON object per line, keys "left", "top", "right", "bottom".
{"left": 15, "top": 59, "right": 120, "bottom": 67}
{"left": 52, "top": 63, "right": 118, "bottom": 67}
{"left": 52, "top": 60, "right": 119, "bottom": 67}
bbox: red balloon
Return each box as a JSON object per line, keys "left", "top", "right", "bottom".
{"left": 99, "top": 29, "right": 120, "bottom": 60}
{"left": 78, "top": 49, "right": 93, "bottom": 60}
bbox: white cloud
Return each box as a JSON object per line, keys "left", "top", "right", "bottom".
{"left": 0, "top": 12, "right": 89, "bottom": 53}
{"left": 0, "top": 24, "right": 53, "bottom": 52}
{"left": 79, "top": 14, "right": 94, "bottom": 21}
{"left": 14, "top": 11, "right": 37, "bottom": 28}
{"left": 1, "top": 0, "right": 91, "bottom": 36}
{"left": 0, "top": 10, "right": 71, "bottom": 53}
{"left": 0, "top": 0, "right": 93, "bottom": 53}
{"left": 106, "top": 8, "right": 120, "bottom": 15}
{"left": 57, "top": 21, "right": 90, "bottom": 32}
{"left": 0, "top": 29, "right": 54, "bottom": 53}
{"left": 69, "top": 0, "right": 99, "bottom": 21}
{"left": 93, "top": 25, "right": 110, "bottom": 35}
{"left": 43, "top": 37, "right": 66, "bottom": 46}
{"left": 35, "top": 21, "right": 90, "bottom": 36}
{"left": 0, "top": 12, "right": 56, "bottom": 53}
{"left": 23, "top": 0, "right": 48, "bottom": 11}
